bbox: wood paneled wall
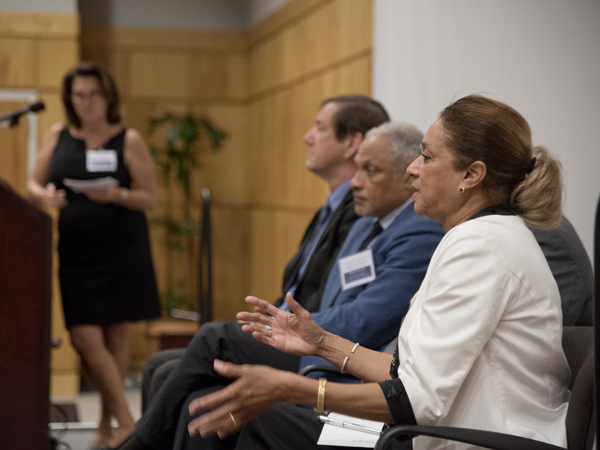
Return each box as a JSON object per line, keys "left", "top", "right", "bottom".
{"left": 82, "top": 0, "right": 373, "bottom": 372}
{"left": 1, "top": 0, "right": 373, "bottom": 394}
{"left": 81, "top": 0, "right": 372, "bottom": 308}
{"left": 245, "top": 0, "right": 373, "bottom": 301}
{"left": 0, "top": 12, "right": 80, "bottom": 396}
{"left": 80, "top": 27, "right": 252, "bottom": 372}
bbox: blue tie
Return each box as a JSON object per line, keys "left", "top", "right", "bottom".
{"left": 278, "top": 204, "right": 332, "bottom": 311}
{"left": 357, "top": 222, "right": 383, "bottom": 251}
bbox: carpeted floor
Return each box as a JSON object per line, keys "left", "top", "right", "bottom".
{"left": 49, "top": 378, "right": 141, "bottom": 450}
{"left": 50, "top": 427, "right": 96, "bottom": 450}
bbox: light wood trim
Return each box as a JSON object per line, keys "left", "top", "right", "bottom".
{"left": 248, "top": 49, "right": 371, "bottom": 103}
{"left": 0, "top": 12, "right": 79, "bottom": 38}
{"left": 81, "top": 27, "right": 247, "bottom": 52}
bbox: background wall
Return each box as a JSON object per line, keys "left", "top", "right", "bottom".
{"left": 0, "top": 0, "right": 373, "bottom": 396}
{"left": 0, "top": 8, "right": 80, "bottom": 395}
{"left": 373, "top": 0, "right": 600, "bottom": 260}
{"left": 73, "top": 0, "right": 372, "bottom": 390}
{"left": 244, "top": 0, "right": 373, "bottom": 300}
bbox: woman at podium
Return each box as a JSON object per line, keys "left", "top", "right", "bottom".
{"left": 27, "top": 61, "right": 161, "bottom": 449}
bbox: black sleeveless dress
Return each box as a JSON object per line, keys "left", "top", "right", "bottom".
{"left": 49, "top": 128, "right": 161, "bottom": 327}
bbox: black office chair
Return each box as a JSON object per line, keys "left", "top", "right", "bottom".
{"left": 197, "top": 187, "right": 213, "bottom": 324}
{"left": 375, "top": 326, "right": 594, "bottom": 450}
{"left": 168, "top": 187, "right": 213, "bottom": 323}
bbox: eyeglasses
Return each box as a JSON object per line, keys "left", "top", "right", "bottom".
{"left": 71, "top": 91, "right": 104, "bottom": 102}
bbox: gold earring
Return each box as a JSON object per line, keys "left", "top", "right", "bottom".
{"left": 459, "top": 186, "right": 465, "bottom": 194}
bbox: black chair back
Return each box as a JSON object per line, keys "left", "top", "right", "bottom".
{"left": 595, "top": 194, "right": 600, "bottom": 448}
{"left": 197, "top": 187, "right": 213, "bottom": 324}
{"left": 562, "top": 326, "right": 595, "bottom": 450}
{"left": 566, "top": 353, "right": 595, "bottom": 450}
{"left": 563, "top": 327, "right": 594, "bottom": 390}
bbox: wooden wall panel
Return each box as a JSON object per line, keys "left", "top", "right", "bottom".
{"left": 0, "top": 12, "right": 78, "bottom": 38}
{"left": 245, "top": 0, "right": 373, "bottom": 306}
{"left": 38, "top": 93, "right": 67, "bottom": 144}
{"left": 193, "top": 53, "right": 248, "bottom": 100}
{"left": 81, "top": 47, "right": 129, "bottom": 96}
{"left": 0, "top": 102, "right": 28, "bottom": 193}
{"left": 0, "top": 12, "right": 80, "bottom": 396}
{"left": 38, "top": 39, "right": 79, "bottom": 88}
{"left": 247, "top": 0, "right": 372, "bottom": 97}
{"left": 0, "top": 38, "right": 37, "bottom": 87}
{"left": 128, "top": 53, "right": 192, "bottom": 99}
{"left": 211, "top": 207, "right": 250, "bottom": 319}
{"left": 248, "top": 209, "right": 315, "bottom": 302}
{"left": 81, "top": 28, "right": 254, "bottom": 367}
{"left": 75, "top": 0, "right": 373, "bottom": 374}
{"left": 197, "top": 104, "right": 249, "bottom": 204}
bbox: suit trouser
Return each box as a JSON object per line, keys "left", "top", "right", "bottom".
{"left": 141, "top": 348, "right": 185, "bottom": 413}
{"left": 136, "top": 321, "right": 301, "bottom": 450}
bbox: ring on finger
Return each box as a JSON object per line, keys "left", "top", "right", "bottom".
{"left": 229, "top": 412, "right": 238, "bottom": 429}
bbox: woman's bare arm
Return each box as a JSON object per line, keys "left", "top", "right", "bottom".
{"left": 27, "top": 123, "right": 67, "bottom": 209}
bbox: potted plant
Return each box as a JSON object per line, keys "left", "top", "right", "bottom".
{"left": 148, "top": 110, "right": 228, "bottom": 319}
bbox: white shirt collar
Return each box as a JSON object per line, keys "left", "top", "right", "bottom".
{"left": 378, "top": 198, "right": 413, "bottom": 230}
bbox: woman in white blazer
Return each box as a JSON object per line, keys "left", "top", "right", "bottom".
{"left": 130, "top": 95, "right": 570, "bottom": 450}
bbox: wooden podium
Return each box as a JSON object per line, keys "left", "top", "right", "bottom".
{"left": 0, "top": 180, "right": 52, "bottom": 449}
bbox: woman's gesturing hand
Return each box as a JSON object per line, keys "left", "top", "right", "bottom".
{"left": 188, "top": 360, "right": 292, "bottom": 439}
{"left": 237, "top": 293, "right": 327, "bottom": 357}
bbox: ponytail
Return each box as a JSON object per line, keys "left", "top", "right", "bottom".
{"left": 509, "top": 146, "right": 562, "bottom": 229}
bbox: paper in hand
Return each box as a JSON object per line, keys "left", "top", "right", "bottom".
{"left": 63, "top": 176, "right": 120, "bottom": 193}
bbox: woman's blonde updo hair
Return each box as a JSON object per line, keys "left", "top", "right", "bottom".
{"left": 439, "top": 95, "right": 562, "bottom": 229}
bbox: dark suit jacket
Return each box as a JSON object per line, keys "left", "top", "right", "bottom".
{"left": 274, "top": 190, "right": 358, "bottom": 312}
{"left": 529, "top": 216, "right": 593, "bottom": 326}
{"left": 300, "top": 203, "right": 444, "bottom": 372}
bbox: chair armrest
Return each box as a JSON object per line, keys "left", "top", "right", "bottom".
{"left": 375, "top": 425, "right": 566, "bottom": 450}
{"left": 297, "top": 364, "right": 340, "bottom": 376}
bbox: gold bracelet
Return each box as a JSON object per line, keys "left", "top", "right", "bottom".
{"left": 316, "top": 378, "right": 327, "bottom": 414}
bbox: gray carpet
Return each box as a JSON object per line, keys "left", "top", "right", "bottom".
{"left": 51, "top": 427, "right": 96, "bottom": 450}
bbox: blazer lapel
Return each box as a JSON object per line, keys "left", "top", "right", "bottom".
{"left": 295, "top": 190, "right": 353, "bottom": 286}
{"left": 281, "top": 209, "right": 321, "bottom": 293}
{"left": 321, "top": 218, "right": 371, "bottom": 309}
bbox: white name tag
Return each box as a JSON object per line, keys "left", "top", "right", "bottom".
{"left": 338, "top": 249, "right": 376, "bottom": 291}
{"left": 86, "top": 149, "right": 117, "bottom": 172}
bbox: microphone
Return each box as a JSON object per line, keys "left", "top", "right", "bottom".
{"left": 0, "top": 101, "right": 45, "bottom": 128}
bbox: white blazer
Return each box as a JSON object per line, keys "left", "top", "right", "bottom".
{"left": 398, "top": 214, "right": 570, "bottom": 450}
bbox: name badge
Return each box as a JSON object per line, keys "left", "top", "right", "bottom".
{"left": 338, "top": 249, "right": 376, "bottom": 291}
{"left": 86, "top": 149, "right": 117, "bottom": 172}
